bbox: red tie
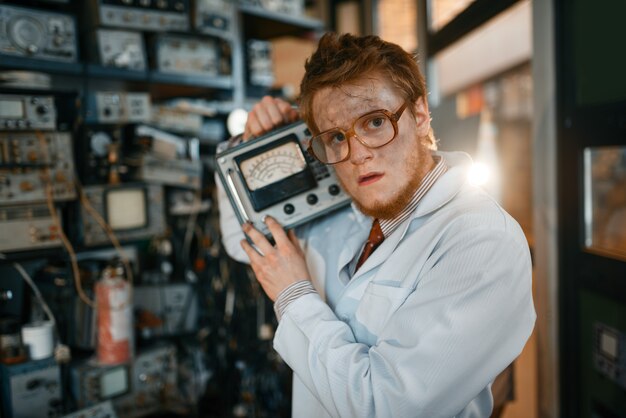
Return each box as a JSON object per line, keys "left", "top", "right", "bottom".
{"left": 355, "top": 219, "right": 384, "bottom": 271}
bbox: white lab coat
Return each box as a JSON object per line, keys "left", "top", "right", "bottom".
{"left": 218, "top": 151, "right": 536, "bottom": 418}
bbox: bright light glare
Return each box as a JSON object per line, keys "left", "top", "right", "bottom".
{"left": 468, "top": 162, "right": 491, "bottom": 186}
{"left": 227, "top": 108, "right": 248, "bottom": 136}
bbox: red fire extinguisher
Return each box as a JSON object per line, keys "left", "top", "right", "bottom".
{"left": 96, "top": 264, "right": 132, "bottom": 365}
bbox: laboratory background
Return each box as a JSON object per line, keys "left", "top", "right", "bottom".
{"left": 0, "top": 0, "right": 624, "bottom": 417}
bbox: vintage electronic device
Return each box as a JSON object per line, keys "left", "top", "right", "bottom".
{"left": 154, "top": 34, "right": 221, "bottom": 77}
{"left": 120, "top": 345, "right": 178, "bottom": 417}
{"left": 0, "top": 5, "right": 78, "bottom": 63}
{"left": 194, "top": 0, "right": 234, "bottom": 38}
{"left": 129, "top": 124, "right": 197, "bottom": 160}
{"left": 135, "top": 154, "right": 202, "bottom": 189}
{"left": 593, "top": 323, "right": 626, "bottom": 390}
{"left": 125, "top": 124, "right": 202, "bottom": 188}
{"left": 168, "top": 189, "right": 211, "bottom": 215}
{"left": 78, "top": 183, "right": 166, "bottom": 247}
{"left": 134, "top": 283, "right": 198, "bottom": 338}
{"left": 87, "top": 0, "right": 189, "bottom": 32}
{"left": 71, "top": 360, "right": 131, "bottom": 408}
{"left": 0, "top": 132, "right": 76, "bottom": 205}
{"left": 78, "top": 127, "right": 127, "bottom": 185}
{"left": 86, "top": 92, "right": 152, "bottom": 124}
{"left": 240, "top": 0, "right": 304, "bottom": 16}
{"left": 151, "top": 105, "right": 203, "bottom": 135}
{"left": 0, "top": 357, "right": 63, "bottom": 418}
{"left": 0, "top": 94, "right": 56, "bottom": 131}
{"left": 62, "top": 401, "right": 118, "bottom": 418}
{"left": 216, "top": 121, "right": 351, "bottom": 237}
{"left": 72, "top": 345, "right": 178, "bottom": 415}
{"left": 0, "top": 204, "right": 62, "bottom": 252}
{"left": 94, "top": 29, "right": 147, "bottom": 71}
{"left": 247, "top": 39, "right": 274, "bottom": 87}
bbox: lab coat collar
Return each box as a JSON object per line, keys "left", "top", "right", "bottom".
{"left": 349, "top": 151, "right": 473, "bottom": 280}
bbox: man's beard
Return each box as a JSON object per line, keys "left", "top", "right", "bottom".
{"left": 341, "top": 146, "right": 433, "bottom": 220}
{"left": 348, "top": 170, "right": 424, "bottom": 219}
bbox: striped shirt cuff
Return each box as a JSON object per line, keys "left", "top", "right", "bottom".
{"left": 273, "top": 280, "right": 317, "bottom": 321}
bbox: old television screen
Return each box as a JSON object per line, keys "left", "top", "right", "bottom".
{"left": 100, "top": 366, "right": 129, "bottom": 398}
{"left": 0, "top": 99, "right": 24, "bottom": 118}
{"left": 105, "top": 187, "right": 147, "bottom": 230}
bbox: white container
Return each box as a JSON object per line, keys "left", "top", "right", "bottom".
{"left": 21, "top": 321, "right": 54, "bottom": 360}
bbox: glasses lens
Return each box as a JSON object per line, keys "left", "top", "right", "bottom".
{"left": 311, "top": 130, "right": 349, "bottom": 164}
{"left": 354, "top": 112, "right": 395, "bottom": 146}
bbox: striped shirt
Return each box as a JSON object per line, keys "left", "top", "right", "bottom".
{"left": 274, "top": 155, "right": 448, "bottom": 320}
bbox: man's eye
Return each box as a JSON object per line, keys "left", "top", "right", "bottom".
{"left": 368, "top": 117, "right": 385, "bottom": 129}
{"left": 331, "top": 132, "right": 346, "bottom": 143}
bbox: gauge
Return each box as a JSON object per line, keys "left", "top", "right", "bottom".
{"left": 90, "top": 131, "right": 112, "bottom": 157}
{"left": 239, "top": 141, "right": 307, "bottom": 191}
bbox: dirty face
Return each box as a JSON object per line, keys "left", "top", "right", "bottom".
{"left": 311, "top": 74, "right": 434, "bottom": 219}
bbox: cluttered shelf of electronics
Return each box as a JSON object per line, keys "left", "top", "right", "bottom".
{"left": 0, "top": 0, "right": 321, "bottom": 417}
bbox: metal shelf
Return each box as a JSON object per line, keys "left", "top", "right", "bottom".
{"left": 149, "top": 72, "right": 234, "bottom": 90}
{"left": 0, "top": 56, "right": 83, "bottom": 75}
{"left": 238, "top": 4, "right": 324, "bottom": 39}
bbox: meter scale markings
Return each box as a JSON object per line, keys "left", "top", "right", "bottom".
{"left": 240, "top": 142, "right": 306, "bottom": 191}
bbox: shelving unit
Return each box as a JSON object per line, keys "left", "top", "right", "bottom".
{"left": 0, "top": 1, "right": 326, "bottom": 417}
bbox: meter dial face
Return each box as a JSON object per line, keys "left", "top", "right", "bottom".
{"left": 90, "top": 131, "right": 113, "bottom": 157}
{"left": 239, "top": 141, "right": 307, "bottom": 191}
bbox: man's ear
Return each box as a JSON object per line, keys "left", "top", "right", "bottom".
{"left": 413, "top": 96, "right": 431, "bottom": 137}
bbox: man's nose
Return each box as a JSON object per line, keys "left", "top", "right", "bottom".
{"left": 348, "top": 134, "right": 373, "bottom": 164}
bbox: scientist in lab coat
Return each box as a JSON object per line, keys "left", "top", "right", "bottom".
{"left": 218, "top": 32, "right": 536, "bottom": 418}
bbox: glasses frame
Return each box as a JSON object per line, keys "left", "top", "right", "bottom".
{"left": 307, "top": 102, "right": 409, "bottom": 165}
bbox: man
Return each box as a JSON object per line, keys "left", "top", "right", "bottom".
{"left": 218, "top": 33, "right": 535, "bottom": 418}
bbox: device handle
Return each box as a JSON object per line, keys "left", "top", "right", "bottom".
{"left": 226, "top": 169, "right": 250, "bottom": 223}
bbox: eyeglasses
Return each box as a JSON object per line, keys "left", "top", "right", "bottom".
{"left": 307, "top": 102, "right": 408, "bottom": 165}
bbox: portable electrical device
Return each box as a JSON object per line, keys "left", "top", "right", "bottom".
{"left": 215, "top": 121, "right": 351, "bottom": 237}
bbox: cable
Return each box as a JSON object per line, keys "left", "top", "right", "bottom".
{"left": 34, "top": 130, "right": 95, "bottom": 308}
{"left": 182, "top": 188, "right": 203, "bottom": 265}
{"left": 75, "top": 178, "right": 134, "bottom": 285}
{"left": 11, "top": 262, "right": 57, "bottom": 330}
{"left": 75, "top": 179, "right": 134, "bottom": 310}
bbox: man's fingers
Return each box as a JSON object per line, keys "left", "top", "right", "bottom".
{"left": 244, "top": 97, "right": 299, "bottom": 140}
{"left": 242, "top": 222, "right": 274, "bottom": 255}
{"left": 277, "top": 100, "right": 299, "bottom": 123}
{"left": 287, "top": 229, "right": 301, "bottom": 250}
{"left": 263, "top": 216, "right": 291, "bottom": 249}
{"left": 240, "top": 239, "right": 264, "bottom": 264}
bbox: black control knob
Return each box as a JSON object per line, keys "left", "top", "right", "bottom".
{"left": 306, "top": 194, "right": 318, "bottom": 205}
{"left": 36, "top": 105, "right": 49, "bottom": 115}
{"left": 328, "top": 184, "right": 340, "bottom": 196}
{"left": 283, "top": 203, "right": 295, "bottom": 215}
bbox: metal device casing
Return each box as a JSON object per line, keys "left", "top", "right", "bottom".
{"left": 0, "top": 94, "right": 56, "bottom": 131}
{"left": 86, "top": 92, "right": 151, "bottom": 124}
{"left": 95, "top": 29, "right": 147, "bottom": 71}
{"left": 194, "top": 0, "right": 234, "bottom": 38}
{"left": 216, "top": 121, "right": 351, "bottom": 237}
{"left": 0, "top": 205, "right": 62, "bottom": 252}
{"left": 0, "top": 358, "right": 63, "bottom": 418}
{"left": 0, "top": 131, "right": 76, "bottom": 205}
{"left": 79, "top": 183, "right": 166, "bottom": 247}
{"left": 0, "top": 5, "right": 78, "bottom": 63}
{"left": 88, "top": 0, "right": 189, "bottom": 32}
{"left": 154, "top": 34, "right": 220, "bottom": 77}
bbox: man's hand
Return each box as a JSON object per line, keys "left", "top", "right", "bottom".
{"left": 240, "top": 216, "right": 310, "bottom": 302}
{"left": 243, "top": 96, "right": 299, "bottom": 141}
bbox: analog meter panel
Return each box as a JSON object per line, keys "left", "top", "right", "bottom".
{"left": 235, "top": 136, "right": 316, "bottom": 210}
{"left": 239, "top": 141, "right": 308, "bottom": 191}
{"left": 216, "top": 122, "right": 351, "bottom": 238}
